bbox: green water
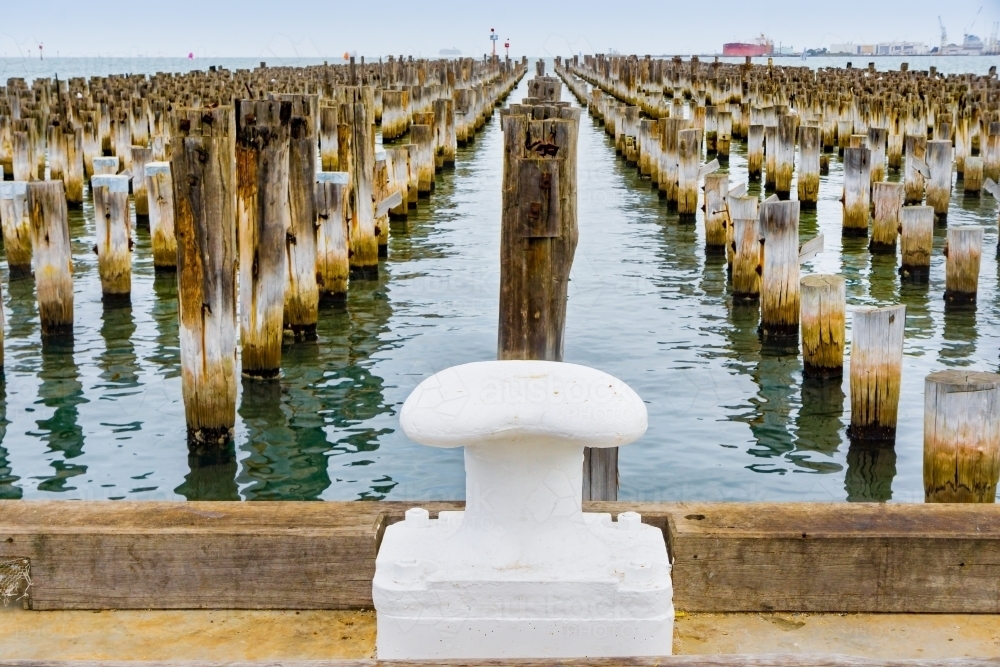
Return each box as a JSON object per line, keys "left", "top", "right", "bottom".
{"left": 0, "top": 64, "right": 998, "bottom": 503}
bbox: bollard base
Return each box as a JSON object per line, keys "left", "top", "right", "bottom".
{"left": 375, "top": 511, "right": 673, "bottom": 659}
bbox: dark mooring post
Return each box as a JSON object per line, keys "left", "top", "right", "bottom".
{"left": 497, "top": 105, "right": 607, "bottom": 495}
{"left": 349, "top": 100, "right": 378, "bottom": 278}
{"left": 171, "top": 106, "right": 238, "bottom": 447}
{"left": 27, "top": 180, "right": 73, "bottom": 336}
{"left": 284, "top": 95, "right": 320, "bottom": 340}
{"left": 144, "top": 162, "right": 177, "bottom": 271}
{"left": 235, "top": 99, "right": 291, "bottom": 380}
{"left": 315, "top": 171, "right": 351, "bottom": 304}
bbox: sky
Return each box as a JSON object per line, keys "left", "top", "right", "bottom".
{"left": 1, "top": 0, "right": 998, "bottom": 59}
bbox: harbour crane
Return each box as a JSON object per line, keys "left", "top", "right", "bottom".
{"left": 938, "top": 16, "right": 947, "bottom": 50}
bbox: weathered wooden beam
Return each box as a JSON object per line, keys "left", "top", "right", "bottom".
{"left": 0, "top": 501, "right": 451, "bottom": 610}
{"left": 171, "top": 106, "right": 238, "bottom": 446}
{"left": 658, "top": 501, "right": 1000, "bottom": 613}
{"left": 3, "top": 658, "right": 1000, "bottom": 667}
{"left": 3, "top": 502, "right": 1000, "bottom": 614}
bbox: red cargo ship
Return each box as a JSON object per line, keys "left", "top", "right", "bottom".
{"left": 723, "top": 34, "right": 773, "bottom": 57}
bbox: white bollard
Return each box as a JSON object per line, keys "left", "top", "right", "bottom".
{"left": 375, "top": 360, "right": 672, "bottom": 659}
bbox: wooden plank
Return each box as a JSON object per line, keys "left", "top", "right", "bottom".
{"left": 374, "top": 190, "right": 403, "bottom": 218}
{"left": 798, "top": 234, "right": 824, "bottom": 263}
{"left": 697, "top": 157, "right": 720, "bottom": 179}
{"left": 659, "top": 502, "right": 1000, "bottom": 613}
{"left": 984, "top": 177, "right": 1000, "bottom": 201}
{"left": 3, "top": 656, "right": 1000, "bottom": 667}
{"left": 4, "top": 502, "right": 1000, "bottom": 613}
{"left": 0, "top": 501, "right": 459, "bottom": 611}
{"left": 727, "top": 183, "right": 747, "bottom": 198}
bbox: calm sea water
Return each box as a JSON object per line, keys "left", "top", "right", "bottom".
{"left": 4, "top": 55, "right": 1000, "bottom": 84}
{"left": 0, "top": 58, "right": 998, "bottom": 503}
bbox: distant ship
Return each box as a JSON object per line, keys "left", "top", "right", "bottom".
{"left": 439, "top": 48, "right": 462, "bottom": 56}
{"left": 723, "top": 34, "right": 773, "bottom": 57}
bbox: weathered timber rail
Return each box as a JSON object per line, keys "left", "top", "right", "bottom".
{"left": 1, "top": 500, "right": 999, "bottom": 613}
{"left": 3, "top": 658, "right": 1000, "bottom": 667}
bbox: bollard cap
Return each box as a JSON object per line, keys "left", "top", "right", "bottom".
{"left": 400, "top": 360, "right": 647, "bottom": 449}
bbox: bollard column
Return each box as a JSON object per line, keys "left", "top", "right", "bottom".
{"left": 797, "top": 125, "right": 820, "bottom": 206}
{"left": 800, "top": 274, "right": 846, "bottom": 379}
{"left": 676, "top": 128, "right": 699, "bottom": 217}
{"left": 904, "top": 134, "right": 926, "bottom": 204}
{"left": 373, "top": 149, "right": 391, "bottom": 257}
{"left": 747, "top": 124, "right": 763, "bottom": 181}
{"left": 716, "top": 110, "right": 732, "bottom": 159}
{"left": 867, "top": 127, "right": 887, "bottom": 184}
{"left": 348, "top": 100, "right": 378, "bottom": 279}
{"left": 315, "top": 171, "right": 351, "bottom": 304}
{"left": 729, "top": 196, "right": 760, "bottom": 300}
{"left": 963, "top": 156, "right": 984, "bottom": 194}
{"left": 703, "top": 172, "right": 727, "bottom": 250}
{"left": 842, "top": 146, "right": 871, "bottom": 236}
{"left": 64, "top": 128, "right": 84, "bottom": 208}
{"left": 171, "top": 106, "right": 238, "bottom": 446}
{"left": 499, "top": 106, "right": 579, "bottom": 361}
{"left": 284, "top": 99, "right": 320, "bottom": 340}
{"left": 775, "top": 114, "right": 797, "bottom": 197}
{"left": 764, "top": 125, "right": 777, "bottom": 189}
{"left": 236, "top": 99, "right": 291, "bottom": 379}
{"left": 91, "top": 174, "right": 132, "bottom": 305}
{"left": 387, "top": 146, "right": 410, "bottom": 221}
{"left": 923, "top": 370, "right": 1000, "bottom": 503}
{"left": 887, "top": 126, "right": 903, "bottom": 172}
{"left": 13, "top": 131, "right": 32, "bottom": 181}
{"left": 705, "top": 105, "right": 718, "bottom": 153}
{"left": 498, "top": 106, "right": 605, "bottom": 498}
{"left": 944, "top": 226, "right": 983, "bottom": 304}
{"left": 985, "top": 122, "right": 1000, "bottom": 182}
{"left": 926, "top": 139, "right": 952, "bottom": 221}
{"left": 899, "top": 205, "right": 934, "bottom": 280}
{"left": 144, "top": 162, "right": 177, "bottom": 271}
{"left": 870, "top": 182, "right": 904, "bottom": 253}
{"left": 27, "top": 180, "right": 73, "bottom": 336}
{"left": 0, "top": 181, "right": 32, "bottom": 278}
{"left": 849, "top": 304, "right": 905, "bottom": 441}
{"left": 404, "top": 143, "right": 419, "bottom": 208}
{"left": 433, "top": 98, "right": 457, "bottom": 168}
{"left": 759, "top": 199, "right": 800, "bottom": 338}
{"left": 130, "top": 145, "right": 153, "bottom": 222}
{"left": 319, "top": 104, "right": 340, "bottom": 170}
{"left": 410, "top": 123, "right": 434, "bottom": 196}
{"left": 660, "top": 118, "right": 682, "bottom": 205}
